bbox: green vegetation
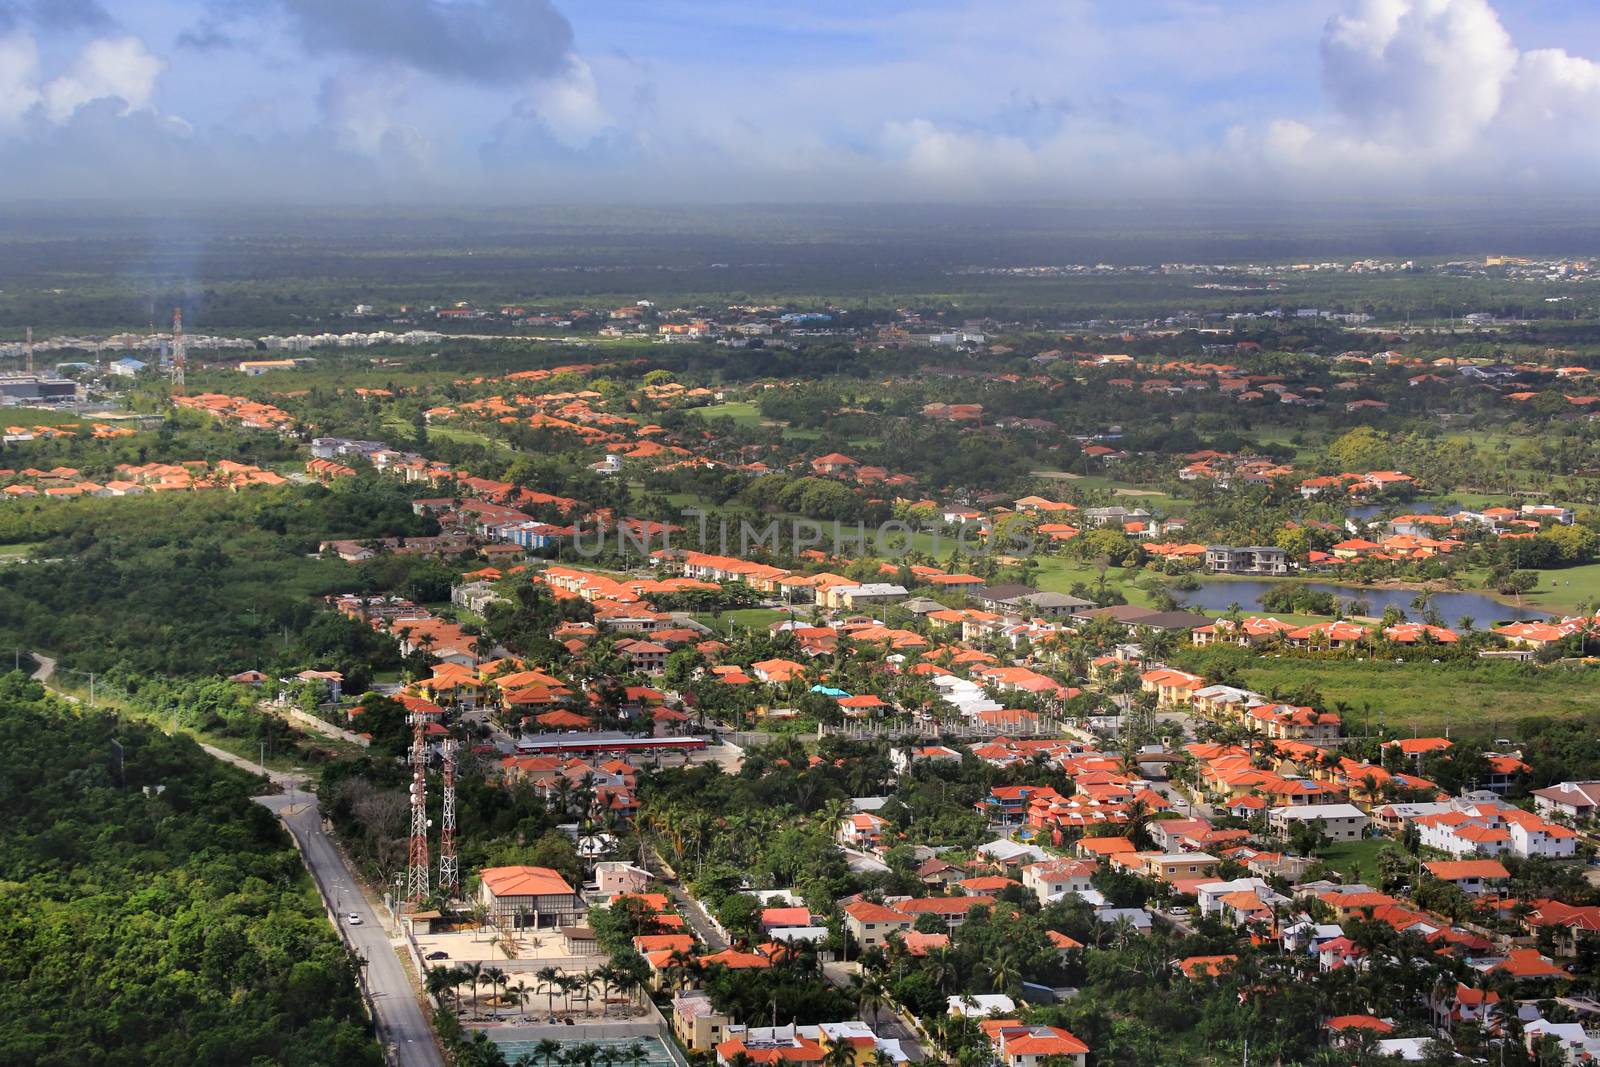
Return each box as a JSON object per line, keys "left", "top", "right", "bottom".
{"left": 0, "top": 673, "right": 381, "bottom": 1066}
{"left": 0, "top": 478, "right": 445, "bottom": 683}
{"left": 1175, "top": 648, "right": 1599, "bottom": 738}
{"left": 1315, "top": 838, "right": 1392, "bottom": 884}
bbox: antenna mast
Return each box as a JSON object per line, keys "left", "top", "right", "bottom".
{"left": 438, "top": 740, "right": 459, "bottom": 898}
{"left": 171, "top": 308, "right": 186, "bottom": 389}
{"left": 24, "top": 327, "right": 33, "bottom": 374}
{"left": 406, "top": 714, "right": 431, "bottom": 903}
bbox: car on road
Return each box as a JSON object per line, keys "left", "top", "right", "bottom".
{"left": 346, "top": 913, "right": 363, "bottom": 925}
{"left": 425, "top": 950, "right": 449, "bottom": 960}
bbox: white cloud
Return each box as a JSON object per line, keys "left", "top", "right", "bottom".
{"left": 522, "top": 58, "right": 611, "bottom": 148}
{"left": 41, "top": 36, "right": 163, "bottom": 123}
{"left": 0, "top": 33, "right": 43, "bottom": 129}
{"left": 1208, "top": 0, "right": 1600, "bottom": 191}
{"left": 316, "top": 68, "right": 430, "bottom": 166}
{"left": 879, "top": 119, "right": 1041, "bottom": 195}
{"left": 1319, "top": 0, "right": 1516, "bottom": 152}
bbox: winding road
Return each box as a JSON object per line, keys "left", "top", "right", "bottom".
{"left": 30, "top": 651, "right": 444, "bottom": 1067}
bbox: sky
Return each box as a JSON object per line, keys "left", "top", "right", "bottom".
{"left": 1, "top": 0, "right": 1599, "bottom": 203}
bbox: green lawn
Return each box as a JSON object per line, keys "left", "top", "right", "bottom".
{"left": 1317, "top": 838, "right": 1393, "bottom": 884}
{"left": 1519, "top": 561, "right": 1600, "bottom": 615}
{"left": 1032, "top": 557, "right": 1159, "bottom": 607}
{"left": 0, "top": 406, "right": 98, "bottom": 428}
{"left": 693, "top": 400, "right": 763, "bottom": 426}
{"left": 0, "top": 542, "right": 42, "bottom": 561}
{"left": 1217, "top": 656, "right": 1599, "bottom": 739}
{"left": 692, "top": 607, "right": 795, "bottom": 634}
{"left": 385, "top": 415, "right": 515, "bottom": 455}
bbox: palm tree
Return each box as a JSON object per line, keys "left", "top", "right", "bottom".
{"left": 425, "top": 964, "right": 458, "bottom": 1009}
{"left": 560, "top": 972, "right": 585, "bottom": 1013}
{"left": 591, "top": 964, "right": 617, "bottom": 1011}
{"left": 484, "top": 966, "right": 508, "bottom": 1013}
{"left": 986, "top": 952, "right": 1021, "bottom": 997}
{"left": 534, "top": 1038, "right": 564, "bottom": 1067}
{"left": 925, "top": 946, "right": 955, "bottom": 994}
{"left": 823, "top": 1037, "right": 856, "bottom": 1067}
{"left": 535, "top": 965, "right": 561, "bottom": 1017}
{"left": 462, "top": 961, "right": 485, "bottom": 1012}
{"left": 624, "top": 1042, "right": 648, "bottom": 1067}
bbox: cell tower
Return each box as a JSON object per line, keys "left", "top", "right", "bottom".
{"left": 170, "top": 308, "right": 186, "bottom": 389}
{"left": 24, "top": 327, "right": 33, "bottom": 373}
{"left": 438, "top": 740, "right": 459, "bottom": 898}
{"left": 405, "top": 715, "right": 431, "bottom": 903}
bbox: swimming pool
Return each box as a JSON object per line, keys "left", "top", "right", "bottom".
{"left": 492, "top": 1034, "right": 678, "bottom": 1067}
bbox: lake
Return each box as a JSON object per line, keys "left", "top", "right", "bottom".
{"left": 1182, "top": 579, "right": 1553, "bottom": 626}
{"left": 1345, "top": 500, "right": 1441, "bottom": 522}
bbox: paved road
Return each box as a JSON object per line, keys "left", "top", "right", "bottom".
{"left": 31, "top": 651, "right": 443, "bottom": 1067}
{"left": 822, "top": 960, "right": 926, "bottom": 1061}
{"left": 641, "top": 844, "right": 727, "bottom": 951}
{"left": 257, "top": 790, "right": 445, "bottom": 1067}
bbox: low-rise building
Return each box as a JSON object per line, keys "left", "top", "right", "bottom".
{"left": 1205, "top": 545, "right": 1290, "bottom": 576}
{"left": 477, "top": 865, "right": 585, "bottom": 930}
{"left": 1268, "top": 803, "right": 1368, "bottom": 841}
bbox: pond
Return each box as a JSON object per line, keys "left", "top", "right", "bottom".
{"left": 1345, "top": 499, "right": 1442, "bottom": 522}
{"left": 1182, "top": 579, "right": 1553, "bottom": 626}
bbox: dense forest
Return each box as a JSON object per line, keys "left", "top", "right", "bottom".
{"left": 0, "top": 478, "right": 448, "bottom": 683}
{"left": 0, "top": 673, "right": 382, "bottom": 1065}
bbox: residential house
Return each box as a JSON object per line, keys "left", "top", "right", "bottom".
{"left": 985, "top": 1022, "right": 1089, "bottom": 1067}
{"left": 838, "top": 813, "right": 890, "bottom": 851}
{"left": 1532, "top": 781, "right": 1600, "bottom": 822}
{"left": 1424, "top": 859, "right": 1510, "bottom": 896}
{"left": 1022, "top": 858, "right": 1097, "bottom": 904}
{"left": 841, "top": 900, "right": 912, "bottom": 949}
{"left": 1269, "top": 804, "right": 1368, "bottom": 841}
{"left": 1205, "top": 545, "right": 1290, "bottom": 576}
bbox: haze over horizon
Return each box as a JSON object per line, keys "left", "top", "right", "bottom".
{"left": 2, "top": 0, "right": 1600, "bottom": 204}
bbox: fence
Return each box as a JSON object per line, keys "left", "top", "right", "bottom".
{"left": 285, "top": 705, "right": 371, "bottom": 746}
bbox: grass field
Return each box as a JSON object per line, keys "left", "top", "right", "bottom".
{"left": 0, "top": 406, "right": 99, "bottom": 428}
{"left": 1219, "top": 656, "right": 1598, "bottom": 739}
{"left": 1317, "top": 839, "right": 1392, "bottom": 884}
{"left": 693, "top": 400, "right": 763, "bottom": 426}
{"left": 693, "top": 607, "right": 795, "bottom": 633}
{"left": 1520, "top": 561, "right": 1600, "bottom": 615}
{"left": 1032, "top": 558, "right": 1160, "bottom": 607}
{"left": 385, "top": 415, "right": 515, "bottom": 455}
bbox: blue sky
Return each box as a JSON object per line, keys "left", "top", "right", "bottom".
{"left": 1, "top": 0, "right": 1598, "bottom": 201}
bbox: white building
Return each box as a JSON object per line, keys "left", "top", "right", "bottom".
{"left": 1532, "top": 781, "right": 1600, "bottom": 822}
{"left": 1022, "top": 858, "right": 1097, "bottom": 904}
{"left": 948, "top": 993, "right": 1015, "bottom": 1018}
{"left": 1268, "top": 804, "right": 1368, "bottom": 841}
